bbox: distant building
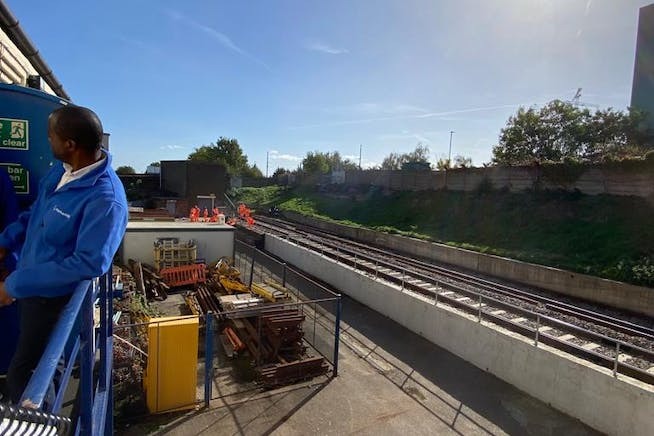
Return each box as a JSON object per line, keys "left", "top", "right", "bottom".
{"left": 160, "top": 160, "right": 228, "bottom": 216}
{"left": 117, "top": 161, "right": 228, "bottom": 216}
{"left": 146, "top": 165, "right": 161, "bottom": 174}
{"left": 631, "top": 3, "right": 654, "bottom": 132}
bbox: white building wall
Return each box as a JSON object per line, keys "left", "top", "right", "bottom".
{"left": 0, "top": 28, "right": 55, "bottom": 95}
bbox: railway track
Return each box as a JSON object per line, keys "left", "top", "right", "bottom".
{"left": 245, "top": 216, "right": 654, "bottom": 385}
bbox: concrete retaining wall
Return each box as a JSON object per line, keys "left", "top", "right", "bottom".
{"left": 282, "top": 211, "right": 654, "bottom": 317}
{"left": 340, "top": 165, "right": 654, "bottom": 198}
{"left": 266, "top": 234, "right": 654, "bottom": 436}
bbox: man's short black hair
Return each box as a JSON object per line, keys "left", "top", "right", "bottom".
{"left": 49, "top": 105, "right": 103, "bottom": 153}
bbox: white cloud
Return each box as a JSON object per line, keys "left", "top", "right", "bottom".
{"left": 324, "top": 102, "right": 428, "bottom": 116}
{"left": 165, "top": 9, "right": 272, "bottom": 71}
{"left": 343, "top": 155, "right": 359, "bottom": 161}
{"left": 160, "top": 145, "right": 185, "bottom": 150}
{"left": 289, "top": 103, "right": 526, "bottom": 130}
{"left": 378, "top": 132, "right": 436, "bottom": 145}
{"left": 269, "top": 150, "right": 302, "bottom": 162}
{"left": 305, "top": 41, "right": 349, "bottom": 55}
{"left": 351, "top": 103, "right": 428, "bottom": 115}
{"left": 361, "top": 160, "right": 379, "bottom": 169}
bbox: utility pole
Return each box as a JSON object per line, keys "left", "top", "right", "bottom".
{"left": 445, "top": 131, "right": 454, "bottom": 189}
{"left": 448, "top": 131, "right": 455, "bottom": 166}
{"left": 266, "top": 151, "right": 269, "bottom": 178}
{"left": 359, "top": 144, "right": 362, "bottom": 170}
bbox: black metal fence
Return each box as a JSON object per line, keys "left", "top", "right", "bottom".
{"left": 233, "top": 239, "right": 341, "bottom": 370}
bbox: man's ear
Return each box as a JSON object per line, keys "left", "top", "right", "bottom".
{"left": 65, "top": 139, "right": 77, "bottom": 151}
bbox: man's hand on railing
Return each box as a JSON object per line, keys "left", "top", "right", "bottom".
{"left": 0, "top": 281, "right": 15, "bottom": 306}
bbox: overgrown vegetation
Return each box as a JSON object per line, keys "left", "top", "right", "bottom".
{"left": 492, "top": 100, "right": 653, "bottom": 165}
{"left": 235, "top": 185, "right": 654, "bottom": 287}
{"left": 302, "top": 151, "right": 358, "bottom": 174}
{"left": 188, "top": 137, "right": 262, "bottom": 177}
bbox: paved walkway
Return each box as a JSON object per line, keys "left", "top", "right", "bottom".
{"left": 121, "top": 294, "right": 597, "bottom": 435}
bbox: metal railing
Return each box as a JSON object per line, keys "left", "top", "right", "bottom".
{"left": 4, "top": 273, "right": 114, "bottom": 435}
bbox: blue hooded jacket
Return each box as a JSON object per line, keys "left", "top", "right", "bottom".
{"left": 0, "top": 150, "right": 128, "bottom": 299}
{"left": 0, "top": 168, "right": 19, "bottom": 271}
{"left": 0, "top": 168, "right": 19, "bottom": 233}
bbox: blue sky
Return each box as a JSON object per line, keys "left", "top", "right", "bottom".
{"left": 8, "top": 0, "right": 652, "bottom": 172}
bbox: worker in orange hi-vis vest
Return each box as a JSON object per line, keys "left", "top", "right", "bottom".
{"left": 189, "top": 205, "right": 199, "bottom": 222}
{"left": 203, "top": 207, "right": 209, "bottom": 222}
{"left": 210, "top": 207, "right": 219, "bottom": 222}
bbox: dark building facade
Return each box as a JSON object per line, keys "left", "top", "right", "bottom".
{"left": 631, "top": 3, "right": 654, "bottom": 131}
{"left": 160, "top": 160, "right": 228, "bottom": 216}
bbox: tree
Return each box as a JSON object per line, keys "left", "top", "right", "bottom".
{"left": 116, "top": 166, "right": 136, "bottom": 175}
{"left": 300, "top": 150, "right": 361, "bottom": 175}
{"left": 188, "top": 137, "right": 250, "bottom": 175}
{"left": 453, "top": 155, "right": 473, "bottom": 168}
{"left": 243, "top": 164, "right": 263, "bottom": 178}
{"left": 302, "top": 151, "right": 331, "bottom": 174}
{"left": 149, "top": 162, "right": 160, "bottom": 167}
{"left": 435, "top": 158, "right": 450, "bottom": 170}
{"left": 381, "top": 144, "right": 432, "bottom": 170}
{"left": 272, "top": 167, "right": 288, "bottom": 178}
{"left": 492, "top": 100, "right": 652, "bottom": 165}
{"left": 381, "top": 152, "right": 404, "bottom": 170}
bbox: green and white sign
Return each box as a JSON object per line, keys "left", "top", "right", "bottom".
{"left": 0, "top": 163, "right": 29, "bottom": 194}
{"left": 0, "top": 118, "right": 29, "bottom": 150}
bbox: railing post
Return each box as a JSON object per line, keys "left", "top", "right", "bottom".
{"left": 79, "top": 282, "right": 94, "bottom": 435}
{"left": 313, "top": 302, "right": 317, "bottom": 345}
{"left": 333, "top": 296, "right": 342, "bottom": 377}
{"left": 282, "top": 263, "right": 287, "bottom": 287}
{"left": 613, "top": 342, "right": 620, "bottom": 378}
{"left": 248, "top": 252, "right": 255, "bottom": 288}
{"left": 105, "top": 273, "right": 114, "bottom": 436}
{"left": 204, "top": 313, "right": 214, "bottom": 407}
{"left": 99, "top": 274, "right": 108, "bottom": 391}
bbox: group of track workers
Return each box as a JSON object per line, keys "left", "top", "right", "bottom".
{"left": 188, "top": 203, "right": 255, "bottom": 226}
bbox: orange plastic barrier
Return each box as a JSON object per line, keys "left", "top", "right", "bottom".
{"left": 160, "top": 264, "right": 207, "bottom": 287}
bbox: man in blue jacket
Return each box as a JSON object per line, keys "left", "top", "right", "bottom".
{"left": 0, "top": 105, "right": 128, "bottom": 404}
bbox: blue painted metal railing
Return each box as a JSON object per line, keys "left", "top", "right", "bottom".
{"left": 17, "top": 273, "right": 114, "bottom": 435}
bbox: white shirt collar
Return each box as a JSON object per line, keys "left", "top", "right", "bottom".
{"left": 56, "top": 157, "right": 106, "bottom": 191}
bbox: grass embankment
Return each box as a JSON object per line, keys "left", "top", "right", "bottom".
{"left": 233, "top": 185, "right": 654, "bottom": 287}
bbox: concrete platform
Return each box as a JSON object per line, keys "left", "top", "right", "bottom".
{"left": 119, "top": 295, "right": 596, "bottom": 435}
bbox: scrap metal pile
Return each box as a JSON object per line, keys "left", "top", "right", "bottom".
{"left": 222, "top": 307, "right": 329, "bottom": 387}
{"left": 110, "top": 265, "right": 159, "bottom": 419}
{"left": 118, "top": 238, "right": 329, "bottom": 388}
{"left": 184, "top": 259, "right": 329, "bottom": 387}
